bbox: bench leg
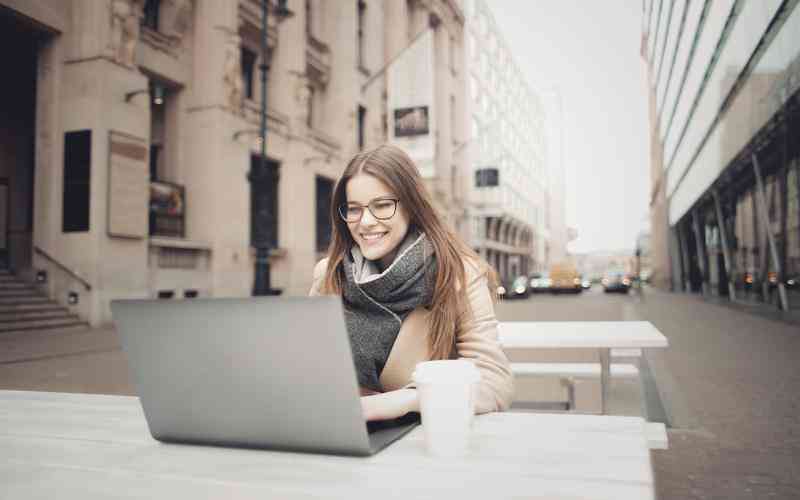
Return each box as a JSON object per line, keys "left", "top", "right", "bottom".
{"left": 599, "top": 348, "right": 610, "bottom": 414}
{"left": 563, "top": 377, "right": 576, "bottom": 411}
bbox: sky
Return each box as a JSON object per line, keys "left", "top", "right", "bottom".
{"left": 487, "top": 1, "right": 651, "bottom": 254}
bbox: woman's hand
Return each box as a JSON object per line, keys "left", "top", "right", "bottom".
{"left": 361, "top": 389, "right": 419, "bottom": 421}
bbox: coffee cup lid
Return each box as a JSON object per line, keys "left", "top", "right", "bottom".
{"left": 412, "top": 359, "right": 481, "bottom": 385}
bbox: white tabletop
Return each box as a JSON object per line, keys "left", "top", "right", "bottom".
{"left": 499, "top": 321, "right": 669, "bottom": 349}
{"left": 0, "top": 391, "right": 655, "bottom": 499}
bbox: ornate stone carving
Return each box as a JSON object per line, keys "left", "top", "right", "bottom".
{"left": 110, "top": 0, "right": 143, "bottom": 68}
{"left": 294, "top": 74, "right": 312, "bottom": 125}
{"left": 223, "top": 30, "right": 244, "bottom": 116}
{"left": 161, "top": 0, "right": 193, "bottom": 40}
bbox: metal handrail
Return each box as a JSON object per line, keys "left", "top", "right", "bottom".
{"left": 33, "top": 246, "right": 92, "bottom": 291}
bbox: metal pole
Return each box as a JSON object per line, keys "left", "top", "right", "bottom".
{"left": 752, "top": 153, "right": 789, "bottom": 311}
{"left": 713, "top": 189, "right": 736, "bottom": 300}
{"left": 691, "top": 210, "right": 709, "bottom": 296}
{"left": 677, "top": 223, "right": 691, "bottom": 292}
{"left": 252, "top": 0, "right": 272, "bottom": 296}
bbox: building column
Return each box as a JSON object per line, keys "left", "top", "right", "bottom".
{"left": 677, "top": 222, "right": 692, "bottom": 292}
{"left": 691, "top": 209, "right": 709, "bottom": 296}
{"left": 753, "top": 153, "right": 789, "bottom": 310}
{"left": 713, "top": 189, "right": 737, "bottom": 300}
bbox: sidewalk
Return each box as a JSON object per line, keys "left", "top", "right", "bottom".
{"left": 629, "top": 287, "right": 800, "bottom": 500}
{"left": 0, "top": 325, "right": 134, "bottom": 395}
{"left": 702, "top": 293, "right": 800, "bottom": 327}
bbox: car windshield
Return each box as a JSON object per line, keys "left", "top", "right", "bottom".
{"left": 513, "top": 277, "right": 528, "bottom": 287}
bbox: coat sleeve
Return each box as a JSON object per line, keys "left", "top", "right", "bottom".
{"left": 455, "top": 263, "right": 514, "bottom": 413}
{"left": 308, "top": 258, "right": 329, "bottom": 296}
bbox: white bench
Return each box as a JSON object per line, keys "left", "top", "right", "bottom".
{"left": 511, "top": 363, "right": 640, "bottom": 379}
{"left": 510, "top": 362, "right": 640, "bottom": 415}
{"left": 646, "top": 422, "right": 669, "bottom": 450}
{"left": 511, "top": 362, "right": 669, "bottom": 450}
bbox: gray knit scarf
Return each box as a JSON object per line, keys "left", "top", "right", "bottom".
{"left": 342, "top": 231, "right": 437, "bottom": 392}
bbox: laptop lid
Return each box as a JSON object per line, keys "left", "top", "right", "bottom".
{"left": 112, "top": 296, "right": 381, "bottom": 456}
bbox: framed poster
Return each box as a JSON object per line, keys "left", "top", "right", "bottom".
{"left": 149, "top": 180, "right": 185, "bottom": 238}
{"left": 475, "top": 168, "right": 500, "bottom": 187}
{"left": 393, "top": 106, "right": 430, "bottom": 137}
{"left": 108, "top": 131, "right": 148, "bottom": 238}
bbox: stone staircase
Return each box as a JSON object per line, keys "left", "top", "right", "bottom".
{"left": 0, "top": 269, "right": 88, "bottom": 334}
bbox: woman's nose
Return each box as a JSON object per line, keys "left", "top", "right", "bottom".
{"left": 359, "top": 207, "right": 378, "bottom": 225}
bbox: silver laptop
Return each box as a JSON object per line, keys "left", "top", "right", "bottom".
{"left": 111, "top": 296, "right": 419, "bottom": 456}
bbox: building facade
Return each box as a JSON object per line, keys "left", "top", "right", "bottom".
{"left": 642, "top": 1, "right": 800, "bottom": 311}
{"left": 462, "top": 0, "right": 551, "bottom": 283}
{"left": 0, "top": 0, "right": 469, "bottom": 327}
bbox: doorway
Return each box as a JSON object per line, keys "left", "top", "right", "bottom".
{"left": 0, "top": 8, "right": 45, "bottom": 272}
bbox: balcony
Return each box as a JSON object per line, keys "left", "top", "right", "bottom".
{"left": 306, "top": 35, "right": 331, "bottom": 86}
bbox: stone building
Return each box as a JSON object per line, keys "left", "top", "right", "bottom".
{"left": 642, "top": 0, "right": 800, "bottom": 311}
{"left": 0, "top": 0, "right": 470, "bottom": 327}
{"left": 462, "top": 0, "right": 553, "bottom": 283}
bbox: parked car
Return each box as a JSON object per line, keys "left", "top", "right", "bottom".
{"left": 504, "top": 276, "right": 531, "bottom": 299}
{"left": 528, "top": 272, "right": 552, "bottom": 293}
{"left": 581, "top": 277, "right": 592, "bottom": 290}
{"left": 549, "top": 262, "right": 582, "bottom": 294}
{"left": 602, "top": 269, "right": 631, "bottom": 293}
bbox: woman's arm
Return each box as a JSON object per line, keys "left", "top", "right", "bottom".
{"left": 308, "top": 258, "right": 328, "bottom": 296}
{"left": 456, "top": 265, "right": 514, "bottom": 413}
{"left": 361, "top": 389, "right": 419, "bottom": 421}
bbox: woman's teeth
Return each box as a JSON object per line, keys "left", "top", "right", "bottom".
{"left": 362, "top": 233, "right": 386, "bottom": 241}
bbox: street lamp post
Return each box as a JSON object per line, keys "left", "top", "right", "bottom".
{"left": 250, "top": 0, "right": 291, "bottom": 296}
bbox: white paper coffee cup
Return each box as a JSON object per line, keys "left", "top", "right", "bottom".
{"left": 412, "top": 359, "right": 481, "bottom": 457}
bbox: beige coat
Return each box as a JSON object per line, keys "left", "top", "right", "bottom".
{"left": 309, "top": 258, "right": 514, "bottom": 414}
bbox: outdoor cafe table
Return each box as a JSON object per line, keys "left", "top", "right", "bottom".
{"left": 498, "top": 321, "right": 670, "bottom": 414}
{"left": 0, "top": 390, "right": 655, "bottom": 499}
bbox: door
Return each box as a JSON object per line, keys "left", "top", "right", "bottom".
{"left": 0, "top": 179, "right": 7, "bottom": 268}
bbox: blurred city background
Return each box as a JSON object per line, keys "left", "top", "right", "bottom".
{"left": 1, "top": 1, "right": 800, "bottom": 499}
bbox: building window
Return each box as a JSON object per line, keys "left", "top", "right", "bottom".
{"left": 306, "top": 0, "right": 313, "bottom": 37}
{"left": 141, "top": 0, "right": 160, "bottom": 31}
{"left": 241, "top": 47, "right": 256, "bottom": 100}
{"left": 357, "top": 0, "right": 367, "bottom": 70}
{"left": 149, "top": 81, "right": 167, "bottom": 180}
{"left": 63, "top": 130, "right": 91, "bottom": 233}
{"left": 149, "top": 144, "right": 161, "bottom": 181}
{"left": 450, "top": 95, "right": 456, "bottom": 143}
{"left": 449, "top": 36, "right": 458, "bottom": 74}
{"left": 316, "top": 176, "right": 334, "bottom": 252}
{"left": 306, "top": 85, "right": 316, "bottom": 129}
{"left": 357, "top": 105, "right": 367, "bottom": 150}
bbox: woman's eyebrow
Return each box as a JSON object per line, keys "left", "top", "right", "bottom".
{"left": 347, "top": 195, "right": 395, "bottom": 204}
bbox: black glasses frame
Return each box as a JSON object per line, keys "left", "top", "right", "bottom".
{"left": 338, "top": 198, "right": 400, "bottom": 222}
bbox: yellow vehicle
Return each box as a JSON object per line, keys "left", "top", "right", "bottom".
{"left": 548, "top": 262, "right": 583, "bottom": 294}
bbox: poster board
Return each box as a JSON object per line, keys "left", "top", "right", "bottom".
{"left": 107, "top": 131, "right": 148, "bottom": 239}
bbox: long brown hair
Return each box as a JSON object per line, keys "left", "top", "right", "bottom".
{"left": 321, "top": 144, "right": 498, "bottom": 360}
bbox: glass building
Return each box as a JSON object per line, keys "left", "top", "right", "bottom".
{"left": 643, "top": 1, "right": 800, "bottom": 312}
{"left": 463, "top": 0, "right": 552, "bottom": 282}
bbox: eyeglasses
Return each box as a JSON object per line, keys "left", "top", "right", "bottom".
{"left": 338, "top": 198, "right": 399, "bottom": 222}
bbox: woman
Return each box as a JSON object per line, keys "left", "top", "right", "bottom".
{"left": 309, "top": 144, "right": 513, "bottom": 421}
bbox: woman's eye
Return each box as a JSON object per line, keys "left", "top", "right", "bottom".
{"left": 373, "top": 201, "right": 393, "bottom": 210}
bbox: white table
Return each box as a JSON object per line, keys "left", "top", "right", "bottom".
{"left": 499, "top": 321, "right": 669, "bottom": 414}
{"left": 0, "top": 391, "right": 656, "bottom": 499}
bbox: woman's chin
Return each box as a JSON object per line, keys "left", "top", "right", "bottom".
{"left": 360, "top": 247, "right": 388, "bottom": 262}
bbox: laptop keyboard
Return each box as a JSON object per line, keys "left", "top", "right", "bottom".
{"left": 366, "top": 412, "right": 421, "bottom": 434}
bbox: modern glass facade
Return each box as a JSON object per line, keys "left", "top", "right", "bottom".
{"left": 644, "top": 0, "right": 800, "bottom": 311}
{"left": 463, "top": 0, "right": 549, "bottom": 281}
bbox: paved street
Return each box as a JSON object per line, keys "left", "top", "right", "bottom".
{"left": 2, "top": 288, "right": 800, "bottom": 499}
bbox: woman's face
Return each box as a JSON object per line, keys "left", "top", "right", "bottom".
{"left": 344, "top": 173, "right": 411, "bottom": 269}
